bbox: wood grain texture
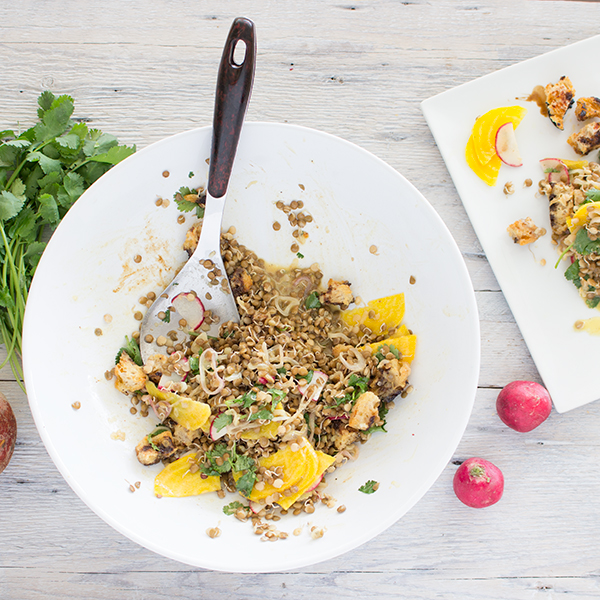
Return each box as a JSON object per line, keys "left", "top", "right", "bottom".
{"left": 2, "top": 0, "right": 600, "bottom": 598}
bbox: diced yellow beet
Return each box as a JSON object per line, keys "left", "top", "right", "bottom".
{"left": 170, "top": 399, "right": 211, "bottom": 431}
{"left": 363, "top": 334, "right": 417, "bottom": 364}
{"left": 567, "top": 200, "right": 600, "bottom": 232}
{"left": 563, "top": 159, "right": 588, "bottom": 170}
{"left": 154, "top": 453, "right": 221, "bottom": 497}
{"left": 145, "top": 381, "right": 211, "bottom": 431}
{"left": 341, "top": 293, "right": 405, "bottom": 334}
{"left": 247, "top": 439, "right": 319, "bottom": 502}
{"left": 277, "top": 450, "right": 336, "bottom": 510}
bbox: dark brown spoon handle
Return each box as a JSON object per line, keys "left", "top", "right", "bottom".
{"left": 208, "top": 17, "right": 256, "bottom": 198}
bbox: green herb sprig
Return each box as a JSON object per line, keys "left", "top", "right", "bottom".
{"left": 0, "top": 92, "right": 135, "bottom": 389}
{"left": 359, "top": 480, "right": 379, "bottom": 494}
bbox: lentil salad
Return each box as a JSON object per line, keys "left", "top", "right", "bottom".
{"left": 540, "top": 160, "right": 600, "bottom": 309}
{"left": 111, "top": 185, "right": 417, "bottom": 525}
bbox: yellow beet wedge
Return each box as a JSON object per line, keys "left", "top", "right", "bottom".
{"left": 362, "top": 333, "right": 417, "bottom": 364}
{"left": 154, "top": 453, "right": 221, "bottom": 497}
{"left": 341, "top": 293, "right": 405, "bottom": 334}
{"left": 277, "top": 450, "right": 336, "bottom": 510}
{"left": 471, "top": 105, "right": 527, "bottom": 166}
{"left": 239, "top": 420, "right": 280, "bottom": 440}
{"left": 465, "top": 134, "right": 502, "bottom": 186}
{"left": 247, "top": 440, "right": 319, "bottom": 503}
{"left": 146, "top": 381, "right": 211, "bottom": 431}
{"left": 567, "top": 201, "right": 600, "bottom": 233}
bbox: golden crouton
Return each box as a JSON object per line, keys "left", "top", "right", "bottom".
{"left": 371, "top": 358, "right": 410, "bottom": 400}
{"left": 568, "top": 122, "right": 600, "bottom": 156}
{"left": 575, "top": 96, "right": 600, "bottom": 121}
{"left": 183, "top": 221, "right": 202, "bottom": 256}
{"left": 545, "top": 76, "right": 575, "bottom": 130}
{"left": 320, "top": 279, "right": 354, "bottom": 310}
{"left": 135, "top": 430, "right": 176, "bottom": 465}
{"left": 348, "top": 391, "right": 381, "bottom": 431}
{"left": 507, "top": 217, "right": 546, "bottom": 245}
{"left": 332, "top": 426, "right": 360, "bottom": 451}
{"left": 114, "top": 352, "right": 147, "bottom": 393}
{"left": 229, "top": 267, "right": 253, "bottom": 296}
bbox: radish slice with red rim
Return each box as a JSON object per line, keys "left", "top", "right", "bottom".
{"left": 172, "top": 292, "right": 205, "bottom": 331}
{"left": 539, "top": 158, "right": 570, "bottom": 184}
{"left": 495, "top": 122, "right": 523, "bottom": 167}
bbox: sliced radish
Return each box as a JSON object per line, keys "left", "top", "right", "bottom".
{"left": 494, "top": 122, "right": 523, "bottom": 167}
{"left": 157, "top": 371, "right": 187, "bottom": 393}
{"left": 249, "top": 501, "right": 262, "bottom": 514}
{"left": 172, "top": 292, "right": 205, "bottom": 331}
{"left": 539, "top": 158, "right": 570, "bottom": 184}
{"left": 297, "top": 370, "right": 328, "bottom": 402}
{"left": 306, "top": 474, "right": 324, "bottom": 493}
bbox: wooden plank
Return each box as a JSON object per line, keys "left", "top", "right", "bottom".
{"left": 2, "top": 0, "right": 600, "bottom": 597}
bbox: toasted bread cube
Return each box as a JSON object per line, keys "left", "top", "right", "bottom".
{"left": 575, "top": 96, "right": 600, "bottom": 121}
{"left": 348, "top": 391, "right": 381, "bottom": 431}
{"left": 545, "top": 76, "right": 575, "bottom": 130}
{"left": 229, "top": 267, "right": 253, "bottom": 296}
{"left": 114, "top": 352, "right": 147, "bottom": 393}
{"left": 135, "top": 430, "right": 177, "bottom": 466}
{"left": 320, "top": 279, "right": 354, "bottom": 310}
{"left": 507, "top": 217, "right": 546, "bottom": 245}
{"left": 371, "top": 358, "right": 410, "bottom": 400}
{"left": 568, "top": 122, "right": 600, "bottom": 156}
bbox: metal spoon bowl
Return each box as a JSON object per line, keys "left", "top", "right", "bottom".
{"left": 140, "top": 17, "right": 255, "bottom": 363}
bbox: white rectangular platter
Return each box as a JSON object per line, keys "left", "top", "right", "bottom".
{"left": 422, "top": 35, "right": 600, "bottom": 413}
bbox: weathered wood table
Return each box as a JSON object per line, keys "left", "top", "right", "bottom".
{"left": 2, "top": 1, "right": 600, "bottom": 598}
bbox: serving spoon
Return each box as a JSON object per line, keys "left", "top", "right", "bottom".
{"left": 140, "top": 17, "right": 256, "bottom": 363}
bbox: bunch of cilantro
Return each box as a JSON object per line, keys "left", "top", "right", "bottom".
{"left": 0, "top": 91, "right": 135, "bottom": 389}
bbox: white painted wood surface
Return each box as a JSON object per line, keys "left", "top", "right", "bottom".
{"left": 2, "top": 1, "right": 600, "bottom": 598}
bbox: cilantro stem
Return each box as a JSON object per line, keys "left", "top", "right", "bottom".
{"left": 555, "top": 241, "right": 575, "bottom": 269}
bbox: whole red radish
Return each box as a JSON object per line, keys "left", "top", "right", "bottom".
{"left": 453, "top": 457, "right": 504, "bottom": 508}
{"left": 0, "top": 391, "right": 17, "bottom": 474}
{"left": 496, "top": 380, "right": 552, "bottom": 432}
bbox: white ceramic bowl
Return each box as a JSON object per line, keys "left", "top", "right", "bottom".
{"left": 23, "top": 123, "right": 479, "bottom": 572}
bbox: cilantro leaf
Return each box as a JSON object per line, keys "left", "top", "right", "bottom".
{"left": 573, "top": 228, "right": 600, "bottom": 256}
{"left": 585, "top": 188, "right": 600, "bottom": 203}
{"left": 348, "top": 374, "right": 369, "bottom": 394}
{"left": 201, "top": 443, "right": 258, "bottom": 497}
{"left": 188, "top": 355, "right": 200, "bottom": 375}
{"left": 587, "top": 297, "right": 600, "bottom": 309}
{"left": 359, "top": 480, "right": 379, "bottom": 494}
{"left": 0, "top": 190, "right": 25, "bottom": 221}
{"left": 147, "top": 426, "right": 170, "bottom": 451}
{"left": 115, "top": 335, "right": 142, "bottom": 366}
{"left": 226, "top": 390, "right": 257, "bottom": 409}
{"left": 235, "top": 470, "right": 257, "bottom": 497}
{"left": 89, "top": 144, "right": 135, "bottom": 165}
{"left": 564, "top": 261, "right": 581, "bottom": 288}
{"left": 213, "top": 413, "right": 233, "bottom": 433}
{"left": 305, "top": 291, "right": 321, "bottom": 309}
{"left": 223, "top": 501, "right": 247, "bottom": 516}
{"left": 248, "top": 408, "right": 274, "bottom": 422}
